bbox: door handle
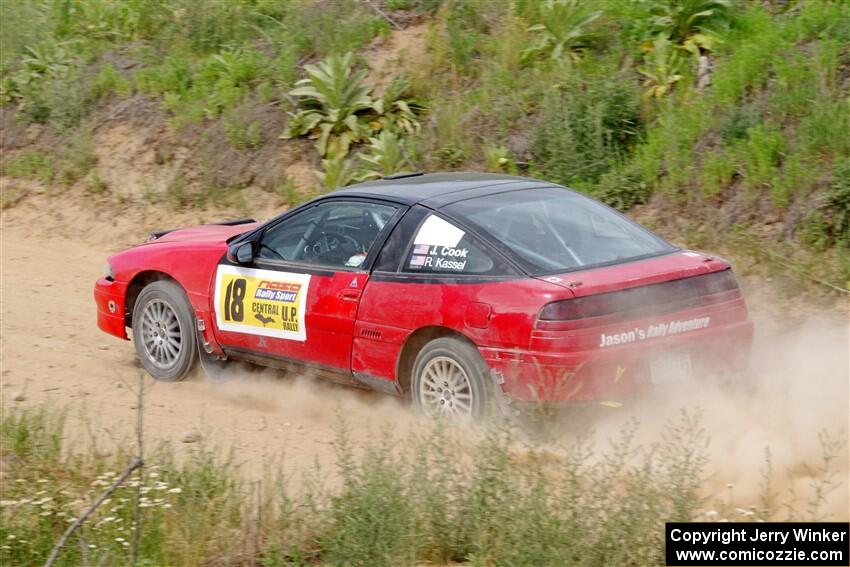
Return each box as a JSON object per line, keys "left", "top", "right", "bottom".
{"left": 338, "top": 289, "right": 361, "bottom": 302}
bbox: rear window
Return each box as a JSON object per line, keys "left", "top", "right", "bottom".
{"left": 444, "top": 187, "right": 674, "bottom": 274}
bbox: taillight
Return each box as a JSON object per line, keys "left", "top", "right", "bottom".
{"left": 539, "top": 269, "right": 739, "bottom": 322}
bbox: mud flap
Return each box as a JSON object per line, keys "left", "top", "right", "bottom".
{"left": 196, "top": 324, "right": 231, "bottom": 382}
{"left": 489, "top": 368, "right": 520, "bottom": 420}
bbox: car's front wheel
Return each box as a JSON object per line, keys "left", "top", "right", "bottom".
{"left": 411, "top": 337, "right": 493, "bottom": 420}
{"left": 131, "top": 280, "right": 197, "bottom": 381}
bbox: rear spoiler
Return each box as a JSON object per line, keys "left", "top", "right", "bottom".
{"left": 145, "top": 218, "right": 256, "bottom": 242}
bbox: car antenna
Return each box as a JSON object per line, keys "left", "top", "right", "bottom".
{"left": 382, "top": 171, "right": 425, "bottom": 180}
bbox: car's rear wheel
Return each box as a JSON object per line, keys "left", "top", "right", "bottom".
{"left": 132, "top": 280, "right": 197, "bottom": 381}
{"left": 411, "top": 337, "right": 492, "bottom": 420}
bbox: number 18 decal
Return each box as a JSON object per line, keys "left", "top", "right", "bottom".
{"left": 214, "top": 265, "right": 311, "bottom": 341}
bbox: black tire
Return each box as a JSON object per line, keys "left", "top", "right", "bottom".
{"left": 131, "top": 280, "right": 197, "bottom": 381}
{"left": 411, "top": 337, "right": 493, "bottom": 420}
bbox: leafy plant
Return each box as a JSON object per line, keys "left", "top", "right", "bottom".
{"left": 282, "top": 52, "right": 373, "bottom": 158}
{"left": 369, "top": 76, "right": 424, "bottom": 136}
{"left": 521, "top": 0, "right": 601, "bottom": 63}
{"left": 315, "top": 156, "right": 359, "bottom": 190}
{"left": 0, "top": 44, "right": 74, "bottom": 106}
{"left": 434, "top": 143, "right": 466, "bottom": 169}
{"left": 197, "top": 48, "right": 263, "bottom": 118}
{"left": 638, "top": 36, "right": 685, "bottom": 99}
{"left": 283, "top": 55, "right": 423, "bottom": 159}
{"left": 357, "top": 130, "right": 410, "bottom": 180}
{"left": 484, "top": 144, "right": 517, "bottom": 174}
{"left": 643, "top": 0, "right": 733, "bottom": 55}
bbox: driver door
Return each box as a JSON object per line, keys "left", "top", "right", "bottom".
{"left": 212, "top": 199, "right": 402, "bottom": 372}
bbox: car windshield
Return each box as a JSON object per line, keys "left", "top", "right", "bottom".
{"left": 444, "top": 187, "right": 674, "bottom": 274}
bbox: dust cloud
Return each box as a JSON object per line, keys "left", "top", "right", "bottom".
{"left": 561, "top": 308, "right": 849, "bottom": 519}
{"left": 192, "top": 306, "right": 848, "bottom": 518}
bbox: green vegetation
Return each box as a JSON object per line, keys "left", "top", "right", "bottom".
{"left": 282, "top": 52, "right": 375, "bottom": 158}
{"left": 520, "top": 0, "right": 602, "bottom": 63}
{"left": 1, "top": 0, "right": 848, "bottom": 287}
{"left": 282, "top": 52, "right": 422, "bottom": 161}
{"left": 2, "top": 406, "right": 844, "bottom": 566}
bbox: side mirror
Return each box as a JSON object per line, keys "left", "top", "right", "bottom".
{"left": 227, "top": 241, "right": 254, "bottom": 265}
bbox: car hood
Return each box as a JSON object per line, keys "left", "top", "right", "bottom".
{"left": 147, "top": 222, "right": 261, "bottom": 245}
{"left": 533, "top": 250, "right": 730, "bottom": 297}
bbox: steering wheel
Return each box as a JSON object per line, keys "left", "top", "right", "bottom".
{"left": 305, "top": 231, "right": 360, "bottom": 262}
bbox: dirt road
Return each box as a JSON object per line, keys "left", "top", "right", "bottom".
{"left": 1, "top": 200, "right": 848, "bottom": 516}
{"left": 0, "top": 206, "right": 415, "bottom": 477}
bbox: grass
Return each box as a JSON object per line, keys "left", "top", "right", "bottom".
{"left": 0, "top": 0, "right": 848, "bottom": 289}
{"left": 2, "top": 134, "right": 97, "bottom": 188}
{"left": 0, "top": 405, "right": 845, "bottom": 566}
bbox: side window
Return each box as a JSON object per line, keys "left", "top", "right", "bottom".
{"left": 258, "top": 201, "right": 397, "bottom": 269}
{"left": 403, "top": 214, "right": 515, "bottom": 276}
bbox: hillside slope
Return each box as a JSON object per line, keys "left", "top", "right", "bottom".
{"left": 1, "top": 0, "right": 848, "bottom": 292}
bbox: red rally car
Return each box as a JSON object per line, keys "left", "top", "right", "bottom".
{"left": 94, "top": 173, "right": 753, "bottom": 418}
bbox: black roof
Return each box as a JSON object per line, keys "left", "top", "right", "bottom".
{"left": 333, "top": 172, "right": 555, "bottom": 208}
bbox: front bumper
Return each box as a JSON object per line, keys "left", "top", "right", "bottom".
{"left": 480, "top": 318, "right": 754, "bottom": 404}
{"left": 94, "top": 277, "right": 128, "bottom": 339}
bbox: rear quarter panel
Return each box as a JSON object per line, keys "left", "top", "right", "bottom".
{"left": 352, "top": 276, "right": 572, "bottom": 380}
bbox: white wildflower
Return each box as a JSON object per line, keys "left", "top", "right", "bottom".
{"left": 167, "top": 487, "right": 182, "bottom": 494}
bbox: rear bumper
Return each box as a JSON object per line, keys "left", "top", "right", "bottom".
{"left": 480, "top": 318, "right": 754, "bottom": 404}
{"left": 94, "top": 278, "right": 128, "bottom": 340}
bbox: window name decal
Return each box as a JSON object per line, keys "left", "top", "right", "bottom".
{"left": 408, "top": 244, "right": 470, "bottom": 272}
